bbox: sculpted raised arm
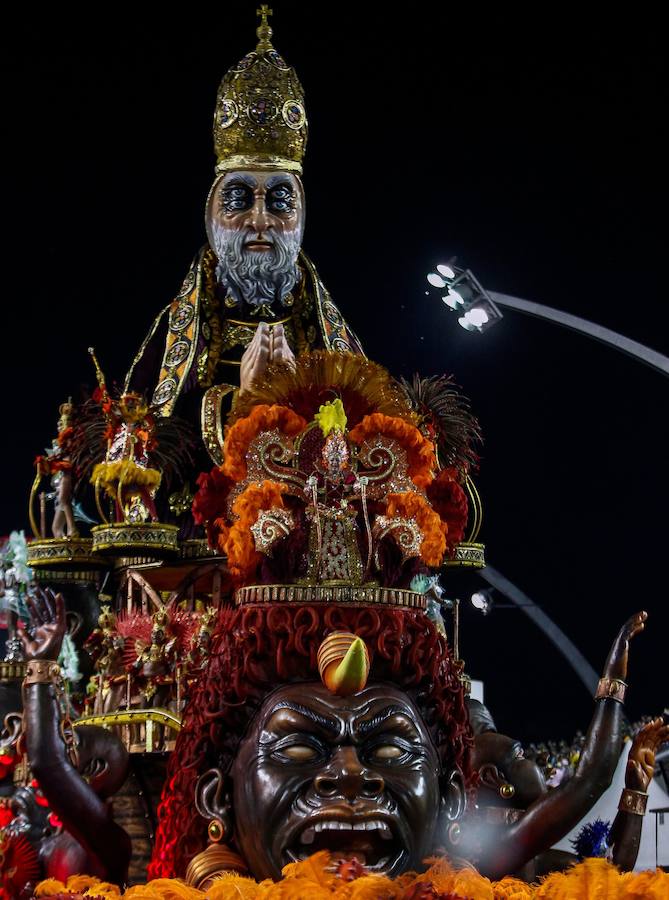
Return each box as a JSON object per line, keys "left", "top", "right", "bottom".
{"left": 19, "top": 589, "right": 131, "bottom": 885}
{"left": 481, "top": 611, "right": 647, "bottom": 879}
{"left": 609, "top": 717, "right": 669, "bottom": 870}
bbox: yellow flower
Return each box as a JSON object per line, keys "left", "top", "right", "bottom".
{"left": 314, "top": 398, "right": 347, "bottom": 437}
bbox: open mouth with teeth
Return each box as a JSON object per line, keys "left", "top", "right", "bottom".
{"left": 285, "top": 817, "right": 406, "bottom": 874}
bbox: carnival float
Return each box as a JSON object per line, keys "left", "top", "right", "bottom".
{"left": 1, "top": 8, "right": 667, "bottom": 899}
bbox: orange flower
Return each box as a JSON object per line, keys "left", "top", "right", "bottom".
{"left": 223, "top": 405, "right": 308, "bottom": 482}
{"left": 224, "top": 480, "right": 289, "bottom": 582}
{"left": 385, "top": 491, "right": 447, "bottom": 567}
{"left": 349, "top": 414, "right": 436, "bottom": 489}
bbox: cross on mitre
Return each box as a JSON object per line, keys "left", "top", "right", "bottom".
{"left": 257, "top": 5, "right": 273, "bottom": 24}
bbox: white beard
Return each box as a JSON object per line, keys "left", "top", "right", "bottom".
{"left": 210, "top": 224, "right": 302, "bottom": 309}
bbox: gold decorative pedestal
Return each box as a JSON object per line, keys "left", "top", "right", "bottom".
{"left": 442, "top": 541, "right": 486, "bottom": 569}
{"left": 91, "top": 523, "right": 179, "bottom": 557}
{"left": 236, "top": 583, "right": 428, "bottom": 610}
{"left": 27, "top": 537, "right": 98, "bottom": 568}
{"left": 75, "top": 707, "right": 182, "bottom": 754}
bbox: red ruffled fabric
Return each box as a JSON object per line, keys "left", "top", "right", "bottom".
{"left": 192, "top": 467, "right": 235, "bottom": 546}
{"left": 426, "top": 467, "right": 469, "bottom": 550}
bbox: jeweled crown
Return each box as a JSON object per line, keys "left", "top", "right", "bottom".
{"left": 213, "top": 6, "right": 308, "bottom": 174}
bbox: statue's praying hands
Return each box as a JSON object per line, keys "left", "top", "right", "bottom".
{"left": 240, "top": 322, "right": 295, "bottom": 394}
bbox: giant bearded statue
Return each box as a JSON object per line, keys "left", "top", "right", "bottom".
{"left": 125, "top": 9, "right": 362, "bottom": 472}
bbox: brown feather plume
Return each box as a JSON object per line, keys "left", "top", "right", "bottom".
{"left": 399, "top": 374, "right": 481, "bottom": 474}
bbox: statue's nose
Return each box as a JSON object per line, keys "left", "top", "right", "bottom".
{"left": 314, "top": 746, "right": 385, "bottom": 802}
{"left": 249, "top": 198, "right": 270, "bottom": 234}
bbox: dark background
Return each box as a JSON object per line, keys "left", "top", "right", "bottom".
{"left": 1, "top": 5, "right": 666, "bottom": 743}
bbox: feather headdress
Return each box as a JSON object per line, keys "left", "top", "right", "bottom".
{"left": 399, "top": 373, "right": 481, "bottom": 474}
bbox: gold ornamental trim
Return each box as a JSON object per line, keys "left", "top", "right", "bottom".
{"left": 214, "top": 154, "right": 303, "bottom": 174}
{"left": 151, "top": 251, "right": 208, "bottom": 418}
{"left": 235, "top": 583, "right": 427, "bottom": 610}
{"left": 464, "top": 476, "right": 483, "bottom": 543}
{"left": 179, "top": 539, "right": 219, "bottom": 560}
{"left": 27, "top": 537, "right": 99, "bottom": 568}
{"left": 33, "top": 568, "right": 102, "bottom": 585}
{"left": 74, "top": 708, "right": 182, "bottom": 731}
{"left": 442, "top": 542, "right": 486, "bottom": 569}
{"left": 0, "top": 661, "right": 27, "bottom": 682}
{"left": 91, "top": 523, "right": 179, "bottom": 556}
{"left": 201, "top": 383, "right": 236, "bottom": 467}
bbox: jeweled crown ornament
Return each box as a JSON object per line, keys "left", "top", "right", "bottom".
{"left": 213, "top": 5, "right": 308, "bottom": 174}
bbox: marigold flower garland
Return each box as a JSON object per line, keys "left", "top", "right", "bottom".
{"left": 31, "top": 854, "right": 669, "bottom": 899}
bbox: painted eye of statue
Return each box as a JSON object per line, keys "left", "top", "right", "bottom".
{"left": 267, "top": 184, "right": 295, "bottom": 213}
{"left": 365, "top": 737, "right": 419, "bottom": 765}
{"left": 221, "top": 185, "right": 253, "bottom": 213}
{"left": 274, "top": 743, "right": 321, "bottom": 763}
{"left": 370, "top": 744, "right": 404, "bottom": 761}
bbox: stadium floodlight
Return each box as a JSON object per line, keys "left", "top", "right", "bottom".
{"left": 426, "top": 261, "right": 503, "bottom": 333}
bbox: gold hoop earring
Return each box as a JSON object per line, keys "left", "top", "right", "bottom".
{"left": 185, "top": 812, "right": 247, "bottom": 889}
{"left": 208, "top": 818, "right": 225, "bottom": 843}
{"left": 448, "top": 822, "right": 462, "bottom": 846}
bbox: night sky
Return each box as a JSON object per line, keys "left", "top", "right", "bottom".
{"left": 2, "top": 6, "right": 666, "bottom": 743}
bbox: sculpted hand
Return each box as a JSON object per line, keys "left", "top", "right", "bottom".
{"left": 602, "top": 611, "right": 647, "bottom": 682}
{"left": 17, "top": 588, "right": 66, "bottom": 660}
{"left": 270, "top": 323, "right": 296, "bottom": 369}
{"left": 625, "top": 717, "right": 669, "bottom": 793}
{"left": 240, "top": 322, "right": 271, "bottom": 394}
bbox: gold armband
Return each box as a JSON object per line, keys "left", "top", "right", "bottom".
{"left": 619, "top": 787, "right": 648, "bottom": 816}
{"left": 23, "top": 660, "right": 61, "bottom": 685}
{"left": 595, "top": 676, "right": 627, "bottom": 703}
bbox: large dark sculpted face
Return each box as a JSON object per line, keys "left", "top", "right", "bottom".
{"left": 229, "top": 681, "right": 445, "bottom": 880}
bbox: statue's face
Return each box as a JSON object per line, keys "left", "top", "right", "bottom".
{"left": 208, "top": 170, "right": 304, "bottom": 251}
{"left": 230, "top": 682, "right": 443, "bottom": 880}
{"left": 206, "top": 170, "right": 305, "bottom": 309}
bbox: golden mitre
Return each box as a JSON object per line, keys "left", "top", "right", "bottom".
{"left": 213, "top": 6, "right": 307, "bottom": 174}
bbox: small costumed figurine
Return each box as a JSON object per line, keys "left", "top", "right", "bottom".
{"left": 83, "top": 605, "right": 126, "bottom": 716}
{"left": 88, "top": 348, "right": 162, "bottom": 524}
{"left": 34, "top": 400, "right": 77, "bottom": 538}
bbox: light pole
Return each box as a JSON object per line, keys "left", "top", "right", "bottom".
{"left": 426, "top": 260, "right": 640, "bottom": 696}
{"left": 426, "top": 263, "right": 669, "bottom": 377}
